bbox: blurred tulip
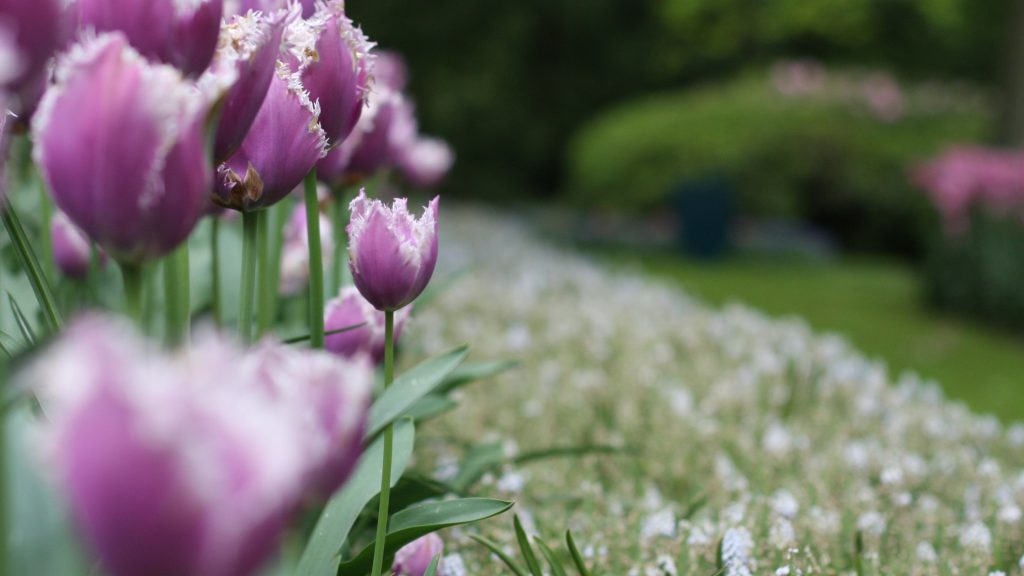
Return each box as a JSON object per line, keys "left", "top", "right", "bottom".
{"left": 392, "top": 534, "right": 445, "bottom": 576}
{"left": 398, "top": 137, "right": 455, "bottom": 188}
{"left": 204, "top": 9, "right": 288, "bottom": 163}
{"left": 318, "top": 88, "right": 404, "bottom": 184}
{"left": 32, "top": 34, "right": 212, "bottom": 263}
{"left": 280, "top": 192, "right": 334, "bottom": 295}
{"left": 324, "top": 286, "right": 410, "bottom": 363}
{"left": 215, "top": 65, "right": 329, "bottom": 211}
{"left": 26, "top": 315, "right": 373, "bottom": 575}
{"left": 347, "top": 190, "right": 438, "bottom": 311}
{"left": 0, "top": 0, "right": 65, "bottom": 111}
{"left": 51, "top": 210, "right": 103, "bottom": 279}
{"left": 373, "top": 50, "right": 408, "bottom": 92}
{"left": 282, "top": 0, "right": 373, "bottom": 145}
{"left": 75, "top": 0, "right": 223, "bottom": 77}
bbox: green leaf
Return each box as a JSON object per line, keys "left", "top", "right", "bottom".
{"left": 423, "top": 554, "right": 440, "bottom": 576}
{"left": 565, "top": 530, "right": 591, "bottom": 576}
{"left": 534, "top": 538, "right": 568, "bottom": 576}
{"left": 296, "top": 419, "right": 415, "bottom": 576}
{"left": 365, "top": 345, "right": 469, "bottom": 440}
{"left": 513, "top": 444, "right": 626, "bottom": 466}
{"left": 450, "top": 441, "right": 504, "bottom": 494}
{"left": 470, "top": 535, "right": 526, "bottom": 576}
{"left": 377, "top": 474, "right": 451, "bottom": 515}
{"left": 400, "top": 394, "right": 457, "bottom": 423}
{"left": 337, "top": 497, "right": 513, "bottom": 575}
{"left": 8, "top": 295, "right": 35, "bottom": 346}
{"left": 414, "top": 266, "right": 470, "bottom": 309}
{"left": 2, "top": 201, "right": 61, "bottom": 332}
{"left": 513, "top": 515, "right": 543, "bottom": 576}
{"left": 435, "top": 359, "right": 520, "bottom": 395}
{"left": 283, "top": 322, "right": 367, "bottom": 345}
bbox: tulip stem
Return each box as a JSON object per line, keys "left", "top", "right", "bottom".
{"left": 211, "top": 218, "right": 221, "bottom": 327}
{"left": 370, "top": 309, "right": 396, "bottom": 576}
{"left": 330, "top": 192, "right": 346, "bottom": 294}
{"left": 256, "top": 210, "right": 272, "bottom": 336}
{"left": 239, "top": 211, "right": 259, "bottom": 344}
{"left": 163, "top": 244, "right": 190, "bottom": 346}
{"left": 304, "top": 171, "right": 325, "bottom": 349}
{"left": 267, "top": 203, "right": 287, "bottom": 322}
{"left": 121, "top": 263, "right": 144, "bottom": 325}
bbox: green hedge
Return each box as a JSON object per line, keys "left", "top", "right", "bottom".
{"left": 566, "top": 72, "right": 990, "bottom": 255}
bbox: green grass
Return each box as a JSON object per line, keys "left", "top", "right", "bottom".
{"left": 609, "top": 252, "right": 1024, "bottom": 421}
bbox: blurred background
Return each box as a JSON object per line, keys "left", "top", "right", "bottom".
{"left": 352, "top": 0, "right": 1024, "bottom": 419}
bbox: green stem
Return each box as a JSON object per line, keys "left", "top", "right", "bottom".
{"left": 121, "top": 263, "right": 144, "bottom": 325}
{"left": 256, "top": 210, "right": 272, "bottom": 336}
{"left": 330, "top": 193, "right": 345, "bottom": 295}
{"left": 1, "top": 203, "right": 62, "bottom": 332}
{"left": 304, "top": 171, "right": 325, "bottom": 349}
{"left": 163, "top": 244, "right": 190, "bottom": 346}
{"left": 239, "top": 211, "right": 259, "bottom": 344}
{"left": 370, "top": 310, "right": 396, "bottom": 576}
{"left": 211, "top": 218, "right": 221, "bottom": 327}
{"left": 37, "top": 181, "right": 53, "bottom": 283}
{"left": 0, "top": 409, "right": 6, "bottom": 576}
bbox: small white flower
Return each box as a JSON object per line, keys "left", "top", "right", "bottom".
{"left": 856, "top": 511, "right": 886, "bottom": 536}
{"left": 916, "top": 541, "right": 937, "bottom": 563}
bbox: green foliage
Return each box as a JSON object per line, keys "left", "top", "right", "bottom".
{"left": 923, "top": 211, "right": 1024, "bottom": 332}
{"left": 470, "top": 517, "right": 592, "bottom": 576}
{"left": 568, "top": 72, "right": 988, "bottom": 255}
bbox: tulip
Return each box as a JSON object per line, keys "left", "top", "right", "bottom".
{"left": 51, "top": 211, "right": 103, "bottom": 279}
{"left": 282, "top": 1, "right": 374, "bottom": 145}
{"left": 373, "top": 50, "right": 408, "bottom": 92}
{"left": 324, "top": 286, "right": 411, "bottom": 363}
{"left": 280, "top": 193, "right": 334, "bottom": 296}
{"left": 225, "top": 0, "right": 315, "bottom": 18}
{"left": 204, "top": 9, "right": 288, "bottom": 163}
{"left": 318, "top": 89, "right": 405, "bottom": 185}
{"left": 392, "top": 534, "right": 445, "bottom": 576}
{"left": 399, "top": 137, "right": 455, "bottom": 188}
{"left": 32, "top": 34, "right": 212, "bottom": 264}
{"left": 347, "top": 190, "right": 438, "bottom": 311}
{"left": 0, "top": 0, "right": 65, "bottom": 111}
{"left": 25, "top": 316, "right": 373, "bottom": 575}
{"left": 75, "top": 0, "right": 223, "bottom": 77}
{"left": 215, "top": 65, "right": 329, "bottom": 211}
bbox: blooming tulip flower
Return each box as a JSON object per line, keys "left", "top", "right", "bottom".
{"left": 215, "top": 64, "right": 329, "bottom": 211}
{"left": 51, "top": 211, "right": 102, "bottom": 279}
{"left": 392, "top": 534, "right": 445, "bottom": 576}
{"left": 317, "top": 88, "right": 405, "bottom": 185}
{"left": 347, "top": 190, "right": 439, "bottom": 311}
{"left": 373, "top": 50, "right": 408, "bottom": 92}
{"left": 25, "top": 316, "right": 373, "bottom": 575}
{"left": 32, "top": 34, "right": 212, "bottom": 263}
{"left": 324, "top": 286, "right": 411, "bottom": 363}
{"left": 75, "top": 0, "right": 223, "bottom": 77}
{"left": 280, "top": 192, "right": 334, "bottom": 295}
{"left": 225, "top": 0, "right": 315, "bottom": 18}
{"left": 204, "top": 9, "right": 288, "bottom": 163}
{"left": 399, "top": 137, "right": 455, "bottom": 188}
{"left": 282, "top": 1, "right": 374, "bottom": 145}
{"left": 0, "top": 0, "right": 65, "bottom": 110}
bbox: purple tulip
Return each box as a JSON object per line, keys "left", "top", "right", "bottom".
{"left": 0, "top": 0, "right": 65, "bottom": 109}
{"left": 282, "top": 1, "right": 374, "bottom": 145}
{"left": 75, "top": 0, "right": 223, "bottom": 77}
{"left": 392, "top": 534, "right": 445, "bottom": 576}
{"left": 51, "top": 210, "right": 103, "bottom": 279}
{"left": 25, "top": 316, "right": 373, "bottom": 576}
{"left": 399, "top": 137, "right": 455, "bottom": 188}
{"left": 280, "top": 190, "right": 334, "bottom": 295}
{"left": 324, "top": 286, "right": 411, "bottom": 363}
{"left": 318, "top": 88, "right": 405, "bottom": 184}
{"left": 203, "top": 9, "right": 288, "bottom": 163}
{"left": 225, "top": 0, "right": 314, "bottom": 18}
{"left": 214, "top": 65, "right": 329, "bottom": 211}
{"left": 347, "top": 190, "right": 438, "bottom": 311}
{"left": 374, "top": 50, "right": 408, "bottom": 92}
{"left": 32, "top": 34, "right": 213, "bottom": 263}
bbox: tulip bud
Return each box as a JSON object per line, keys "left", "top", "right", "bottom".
{"left": 282, "top": 1, "right": 374, "bottom": 145}
{"left": 280, "top": 192, "right": 334, "bottom": 296}
{"left": 392, "top": 534, "right": 446, "bottom": 576}
{"left": 215, "top": 62, "right": 329, "bottom": 211}
{"left": 399, "top": 137, "right": 455, "bottom": 188}
{"left": 51, "top": 211, "right": 103, "bottom": 279}
{"left": 25, "top": 315, "right": 374, "bottom": 575}
{"left": 33, "top": 34, "right": 213, "bottom": 263}
{"left": 0, "top": 0, "right": 65, "bottom": 109}
{"left": 75, "top": 0, "right": 223, "bottom": 77}
{"left": 203, "top": 9, "right": 288, "bottom": 163}
{"left": 324, "top": 286, "right": 411, "bottom": 363}
{"left": 347, "top": 190, "right": 438, "bottom": 311}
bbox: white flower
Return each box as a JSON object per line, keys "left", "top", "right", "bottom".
{"left": 721, "top": 527, "right": 755, "bottom": 576}
{"left": 856, "top": 511, "right": 886, "bottom": 536}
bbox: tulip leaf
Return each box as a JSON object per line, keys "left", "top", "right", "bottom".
{"left": 435, "top": 358, "right": 521, "bottom": 395}
{"left": 365, "top": 345, "right": 469, "bottom": 440}
{"left": 8, "top": 295, "right": 35, "bottom": 346}
{"left": 282, "top": 322, "right": 367, "bottom": 345}
{"left": 296, "top": 418, "right": 415, "bottom": 576}
{"left": 336, "top": 497, "right": 513, "bottom": 575}
{"left": 513, "top": 514, "right": 543, "bottom": 576}
{"left": 401, "top": 394, "right": 458, "bottom": 423}
{"left": 2, "top": 202, "right": 61, "bottom": 332}
{"left": 565, "top": 530, "right": 591, "bottom": 576}
{"left": 377, "top": 474, "right": 452, "bottom": 515}
{"left": 450, "top": 441, "right": 505, "bottom": 494}
{"left": 534, "top": 538, "right": 569, "bottom": 576}
{"left": 470, "top": 534, "right": 527, "bottom": 576}
{"left": 423, "top": 554, "right": 440, "bottom": 576}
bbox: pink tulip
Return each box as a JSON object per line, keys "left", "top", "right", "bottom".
{"left": 392, "top": 534, "right": 445, "bottom": 576}
{"left": 279, "top": 191, "right": 334, "bottom": 296}
{"left": 51, "top": 210, "right": 103, "bottom": 279}
{"left": 324, "top": 286, "right": 411, "bottom": 363}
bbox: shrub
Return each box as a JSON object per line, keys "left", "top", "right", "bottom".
{"left": 566, "top": 69, "right": 989, "bottom": 256}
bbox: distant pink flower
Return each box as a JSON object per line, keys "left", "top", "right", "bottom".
{"left": 861, "top": 73, "right": 904, "bottom": 123}
{"left": 51, "top": 211, "right": 103, "bottom": 279}
{"left": 392, "top": 533, "right": 445, "bottom": 576}
{"left": 324, "top": 286, "right": 411, "bottom": 363}
{"left": 770, "top": 59, "right": 826, "bottom": 97}
{"left": 279, "top": 192, "right": 334, "bottom": 296}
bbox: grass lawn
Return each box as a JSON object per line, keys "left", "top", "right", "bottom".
{"left": 606, "top": 251, "right": 1024, "bottom": 421}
